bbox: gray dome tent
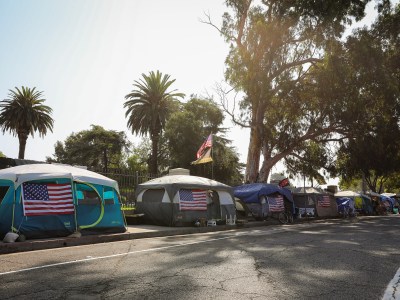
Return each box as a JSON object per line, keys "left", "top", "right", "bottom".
{"left": 135, "top": 175, "right": 236, "bottom": 226}
{"left": 292, "top": 187, "right": 337, "bottom": 217}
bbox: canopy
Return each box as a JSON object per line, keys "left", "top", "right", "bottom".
{"left": 234, "top": 183, "right": 293, "bottom": 204}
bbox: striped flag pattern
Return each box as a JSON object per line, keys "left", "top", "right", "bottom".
{"left": 268, "top": 195, "right": 285, "bottom": 212}
{"left": 22, "top": 183, "right": 74, "bottom": 216}
{"left": 179, "top": 189, "right": 207, "bottom": 211}
{"left": 318, "top": 195, "right": 331, "bottom": 207}
{"left": 196, "top": 134, "right": 212, "bottom": 159}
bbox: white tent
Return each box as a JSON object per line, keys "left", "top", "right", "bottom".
{"left": 0, "top": 164, "right": 119, "bottom": 191}
{"left": 136, "top": 175, "right": 236, "bottom": 226}
{"left": 334, "top": 190, "right": 361, "bottom": 197}
{"left": 381, "top": 193, "right": 396, "bottom": 197}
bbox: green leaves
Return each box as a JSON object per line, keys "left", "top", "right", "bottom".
{"left": 331, "top": 3, "right": 400, "bottom": 192}
{"left": 164, "top": 96, "right": 243, "bottom": 185}
{"left": 219, "top": 0, "right": 371, "bottom": 181}
{"left": 0, "top": 86, "right": 54, "bottom": 158}
{"left": 49, "top": 125, "right": 130, "bottom": 171}
{"left": 124, "top": 70, "right": 184, "bottom": 174}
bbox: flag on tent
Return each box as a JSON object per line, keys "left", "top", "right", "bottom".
{"left": 268, "top": 195, "right": 284, "bottom": 212}
{"left": 191, "top": 147, "right": 213, "bottom": 165}
{"left": 179, "top": 189, "right": 207, "bottom": 211}
{"left": 318, "top": 195, "right": 331, "bottom": 207}
{"left": 196, "top": 134, "right": 212, "bottom": 159}
{"left": 278, "top": 178, "right": 289, "bottom": 187}
{"left": 22, "top": 183, "right": 75, "bottom": 216}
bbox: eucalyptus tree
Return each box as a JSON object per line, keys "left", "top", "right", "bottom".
{"left": 206, "top": 0, "right": 370, "bottom": 182}
{"left": 124, "top": 71, "right": 184, "bottom": 175}
{"left": 0, "top": 86, "right": 54, "bottom": 159}
{"left": 332, "top": 1, "right": 400, "bottom": 193}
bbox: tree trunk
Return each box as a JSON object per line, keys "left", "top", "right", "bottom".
{"left": 103, "top": 148, "right": 108, "bottom": 173}
{"left": 258, "top": 158, "right": 275, "bottom": 183}
{"left": 258, "top": 146, "right": 290, "bottom": 182}
{"left": 245, "top": 99, "right": 266, "bottom": 183}
{"left": 150, "top": 133, "right": 159, "bottom": 176}
{"left": 258, "top": 156, "right": 285, "bottom": 183}
{"left": 18, "top": 131, "right": 28, "bottom": 159}
{"left": 245, "top": 126, "right": 262, "bottom": 183}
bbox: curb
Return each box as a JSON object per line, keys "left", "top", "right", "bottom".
{"left": 0, "top": 217, "right": 343, "bottom": 255}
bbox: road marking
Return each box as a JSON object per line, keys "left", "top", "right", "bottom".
{"left": 0, "top": 234, "right": 244, "bottom": 276}
{"left": 0, "top": 222, "right": 319, "bottom": 276}
{"left": 382, "top": 267, "right": 400, "bottom": 300}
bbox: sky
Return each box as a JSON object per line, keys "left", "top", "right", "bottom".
{"left": 0, "top": 0, "right": 390, "bottom": 185}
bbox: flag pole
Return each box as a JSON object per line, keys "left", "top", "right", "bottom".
{"left": 211, "top": 144, "right": 214, "bottom": 180}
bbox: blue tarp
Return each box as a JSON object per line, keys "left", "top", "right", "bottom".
{"left": 380, "top": 195, "right": 395, "bottom": 209}
{"left": 233, "top": 183, "right": 293, "bottom": 203}
{"left": 336, "top": 197, "right": 355, "bottom": 213}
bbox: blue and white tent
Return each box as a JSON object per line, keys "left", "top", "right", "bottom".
{"left": 0, "top": 164, "right": 126, "bottom": 240}
{"left": 335, "top": 190, "right": 374, "bottom": 215}
{"left": 380, "top": 194, "right": 395, "bottom": 211}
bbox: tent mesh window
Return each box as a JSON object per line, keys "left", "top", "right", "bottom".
{"left": 143, "top": 189, "right": 164, "bottom": 203}
{"left": 76, "top": 184, "right": 101, "bottom": 205}
{"left": 104, "top": 187, "right": 116, "bottom": 205}
{"left": 0, "top": 186, "right": 9, "bottom": 205}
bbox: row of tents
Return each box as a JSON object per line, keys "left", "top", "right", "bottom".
{"left": 129, "top": 174, "right": 400, "bottom": 224}
{"left": 0, "top": 164, "right": 398, "bottom": 241}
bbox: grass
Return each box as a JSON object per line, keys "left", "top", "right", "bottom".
{"left": 121, "top": 204, "right": 135, "bottom": 211}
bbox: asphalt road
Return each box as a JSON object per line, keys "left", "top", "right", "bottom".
{"left": 0, "top": 215, "right": 399, "bottom": 299}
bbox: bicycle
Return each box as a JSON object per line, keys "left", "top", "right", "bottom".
{"left": 339, "top": 205, "right": 358, "bottom": 219}
{"left": 270, "top": 211, "right": 290, "bottom": 224}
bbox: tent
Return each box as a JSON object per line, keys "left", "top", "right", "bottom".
{"left": 380, "top": 194, "right": 395, "bottom": 212}
{"left": 334, "top": 190, "right": 373, "bottom": 215}
{"left": 135, "top": 175, "right": 236, "bottom": 226}
{"left": 292, "top": 187, "right": 337, "bottom": 218}
{"left": 381, "top": 193, "right": 398, "bottom": 211}
{"left": 335, "top": 197, "right": 355, "bottom": 216}
{"left": 233, "top": 183, "right": 294, "bottom": 220}
{"left": 0, "top": 164, "right": 126, "bottom": 239}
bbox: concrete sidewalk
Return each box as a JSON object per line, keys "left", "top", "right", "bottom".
{"left": 0, "top": 220, "right": 269, "bottom": 255}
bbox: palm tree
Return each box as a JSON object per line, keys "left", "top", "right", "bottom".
{"left": 124, "top": 71, "right": 184, "bottom": 175}
{"left": 0, "top": 86, "right": 54, "bottom": 159}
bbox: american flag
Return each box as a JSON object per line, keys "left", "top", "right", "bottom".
{"left": 318, "top": 195, "right": 331, "bottom": 207}
{"left": 179, "top": 189, "right": 207, "bottom": 211}
{"left": 22, "top": 183, "right": 74, "bottom": 216}
{"left": 268, "top": 195, "right": 285, "bottom": 212}
{"left": 196, "top": 134, "right": 212, "bottom": 159}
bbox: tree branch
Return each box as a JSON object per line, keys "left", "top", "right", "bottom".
{"left": 270, "top": 57, "right": 322, "bottom": 80}
{"left": 213, "top": 82, "right": 251, "bottom": 128}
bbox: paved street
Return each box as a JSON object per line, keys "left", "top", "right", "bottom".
{"left": 0, "top": 215, "right": 399, "bottom": 299}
